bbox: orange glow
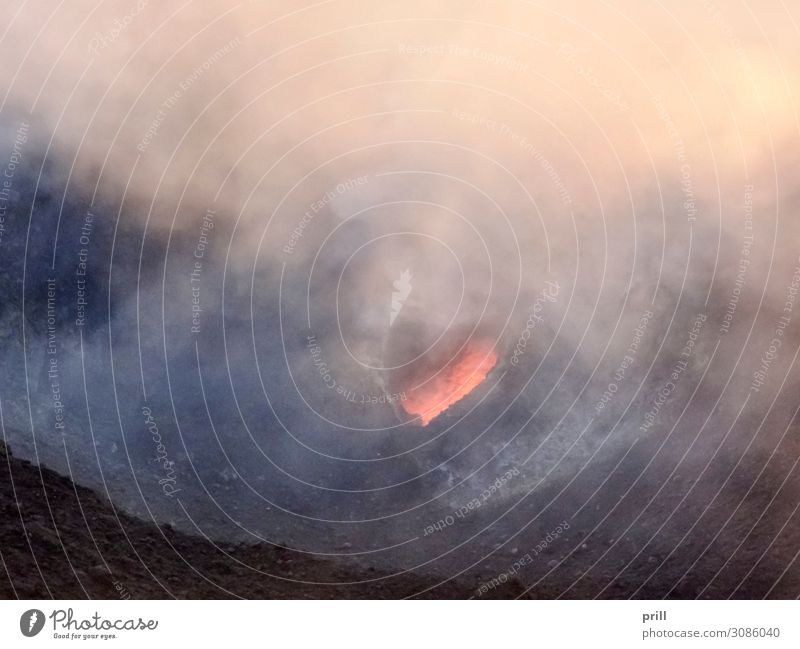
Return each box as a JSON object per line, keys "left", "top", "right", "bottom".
{"left": 401, "top": 342, "right": 497, "bottom": 426}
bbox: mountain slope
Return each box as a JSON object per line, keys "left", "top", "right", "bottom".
{"left": 0, "top": 440, "right": 501, "bottom": 599}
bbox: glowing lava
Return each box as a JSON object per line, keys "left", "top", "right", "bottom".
{"left": 401, "top": 342, "right": 497, "bottom": 426}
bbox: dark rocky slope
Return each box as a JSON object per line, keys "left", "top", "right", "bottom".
{"left": 0, "top": 440, "right": 500, "bottom": 599}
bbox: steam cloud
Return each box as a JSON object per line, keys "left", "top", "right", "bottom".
{"left": 1, "top": 0, "right": 799, "bottom": 596}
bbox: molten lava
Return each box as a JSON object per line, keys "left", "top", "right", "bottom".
{"left": 401, "top": 342, "right": 497, "bottom": 426}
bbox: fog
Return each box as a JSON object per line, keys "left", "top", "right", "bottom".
{"left": 1, "top": 0, "right": 799, "bottom": 594}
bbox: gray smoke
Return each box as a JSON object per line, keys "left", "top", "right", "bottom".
{"left": 1, "top": 0, "right": 799, "bottom": 594}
